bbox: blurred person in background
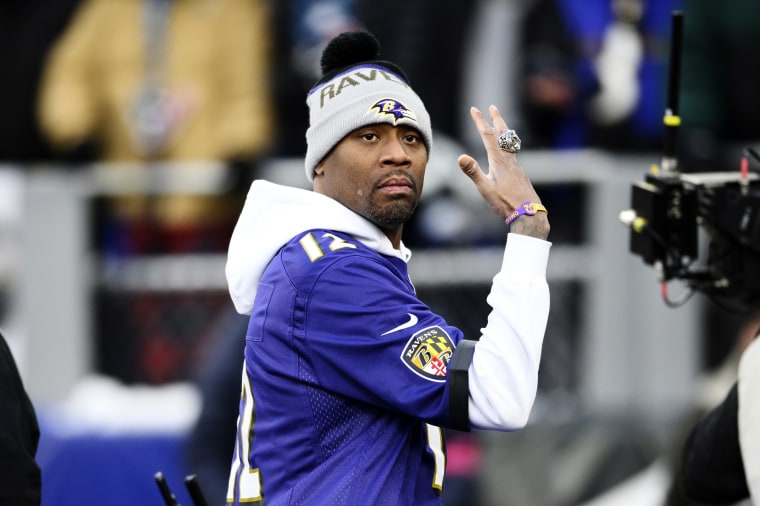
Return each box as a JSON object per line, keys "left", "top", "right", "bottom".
{"left": 519, "top": 0, "right": 680, "bottom": 151}
{"left": 516, "top": 0, "right": 682, "bottom": 254}
{"left": 37, "top": 0, "right": 276, "bottom": 386}
{"left": 0, "top": 330, "right": 41, "bottom": 506}
{"left": 37, "top": 0, "right": 275, "bottom": 256}
{"left": 676, "top": 310, "right": 760, "bottom": 505}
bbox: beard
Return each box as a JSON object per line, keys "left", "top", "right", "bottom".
{"left": 366, "top": 196, "right": 417, "bottom": 228}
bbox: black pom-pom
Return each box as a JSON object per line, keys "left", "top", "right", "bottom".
{"left": 320, "top": 31, "right": 380, "bottom": 75}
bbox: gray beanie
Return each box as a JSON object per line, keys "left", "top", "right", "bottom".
{"left": 304, "top": 31, "right": 433, "bottom": 182}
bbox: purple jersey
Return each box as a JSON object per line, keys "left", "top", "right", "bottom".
{"left": 227, "top": 229, "right": 470, "bottom": 505}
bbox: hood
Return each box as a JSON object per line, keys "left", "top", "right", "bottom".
{"left": 226, "top": 180, "right": 411, "bottom": 315}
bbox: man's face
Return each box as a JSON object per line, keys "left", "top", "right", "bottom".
{"left": 314, "top": 123, "right": 428, "bottom": 230}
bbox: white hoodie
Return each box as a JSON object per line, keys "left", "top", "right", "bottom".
{"left": 739, "top": 337, "right": 760, "bottom": 501}
{"left": 226, "top": 179, "right": 551, "bottom": 430}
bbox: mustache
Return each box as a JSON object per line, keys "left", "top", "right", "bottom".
{"left": 374, "top": 170, "right": 419, "bottom": 193}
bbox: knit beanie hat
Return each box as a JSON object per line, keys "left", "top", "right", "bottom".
{"left": 304, "top": 30, "right": 433, "bottom": 181}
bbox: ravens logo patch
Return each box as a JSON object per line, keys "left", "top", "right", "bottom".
{"left": 400, "top": 326, "right": 454, "bottom": 382}
{"left": 369, "top": 99, "right": 418, "bottom": 123}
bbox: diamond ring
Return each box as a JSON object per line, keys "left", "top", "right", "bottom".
{"left": 497, "top": 129, "right": 521, "bottom": 153}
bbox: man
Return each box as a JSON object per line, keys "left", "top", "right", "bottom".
{"left": 224, "top": 30, "right": 551, "bottom": 505}
{"left": 680, "top": 313, "right": 760, "bottom": 504}
{"left": 0, "top": 331, "right": 41, "bottom": 505}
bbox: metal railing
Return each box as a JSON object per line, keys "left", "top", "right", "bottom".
{"left": 3, "top": 150, "right": 702, "bottom": 419}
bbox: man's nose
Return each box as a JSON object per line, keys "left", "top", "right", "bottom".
{"left": 380, "top": 137, "right": 412, "bottom": 165}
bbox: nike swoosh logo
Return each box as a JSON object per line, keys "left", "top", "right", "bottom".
{"left": 381, "top": 313, "right": 418, "bottom": 336}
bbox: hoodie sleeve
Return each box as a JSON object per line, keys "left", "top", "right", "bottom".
{"left": 467, "top": 233, "right": 551, "bottom": 430}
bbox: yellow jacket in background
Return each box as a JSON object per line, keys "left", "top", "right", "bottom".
{"left": 38, "top": 0, "right": 274, "bottom": 163}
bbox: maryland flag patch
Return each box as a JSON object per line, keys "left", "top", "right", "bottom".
{"left": 400, "top": 326, "right": 454, "bottom": 382}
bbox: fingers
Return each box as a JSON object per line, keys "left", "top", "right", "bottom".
{"left": 459, "top": 104, "right": 540, "bottom": 221}
{"left": 488, "top": 104, "right": 509, "bottom": 134}
{"left": 470, "top": 105, "right": 510, "bottom": 152}
{"left": 457, "top": 154, "right": 481, "bottom": 180}
{"left": 458, "top": 154, "right": 498, "bottom": 206}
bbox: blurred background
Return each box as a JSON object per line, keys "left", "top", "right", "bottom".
{"left": 2, "top": 0, "right": 759, "bottom": 504}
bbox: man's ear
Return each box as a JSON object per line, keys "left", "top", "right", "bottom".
{"left": 313, "top": 161, "right": 325, "bottom": 178}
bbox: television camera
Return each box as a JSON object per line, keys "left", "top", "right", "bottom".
{"left": 620, "top": 11, "right": 760, "bottom": 311}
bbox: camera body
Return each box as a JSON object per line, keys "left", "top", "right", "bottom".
{"left": 625, "top": 167, "right": 760, "bottom": 309}
{"left": 622, "top": 10, "right": 760, "bottom": 310}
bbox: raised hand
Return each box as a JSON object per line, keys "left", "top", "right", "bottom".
{"left": 457, "top": 105, "right": 550, "bottom": 240}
